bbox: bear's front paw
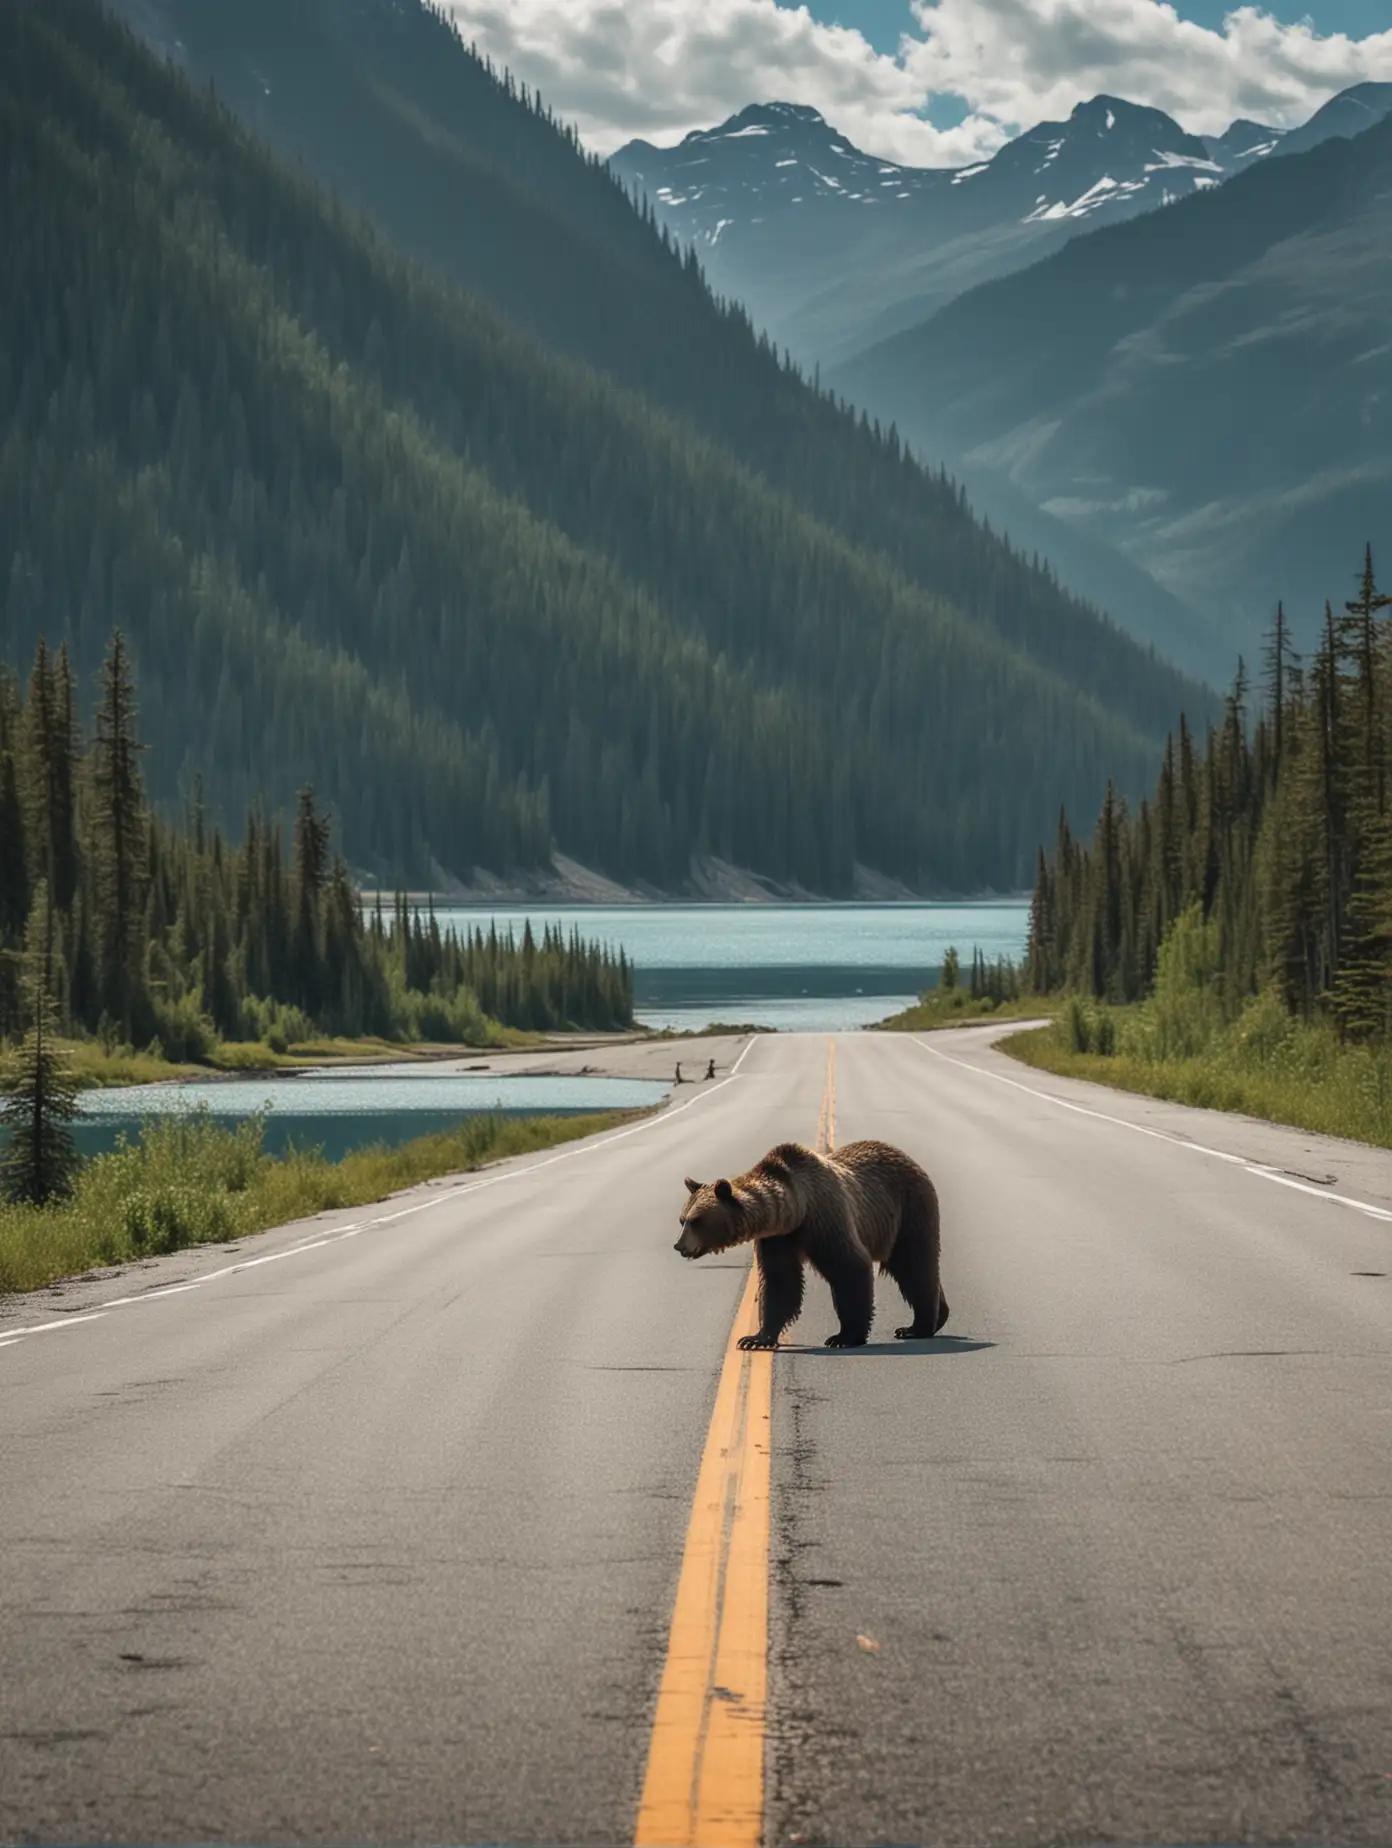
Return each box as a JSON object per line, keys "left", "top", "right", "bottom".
{"left": 825, "top": 1331, "right": 868, "bottom": 1348}
{"left": 738, "top": 1332, "right": 780, "bottom": 1351}
{"left": 894, "top": 1323, "right": 933, "bottom": 1340}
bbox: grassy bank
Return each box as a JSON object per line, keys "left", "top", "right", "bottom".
{"left": 0, "top": 1109, "right": 643, "bottom": 1296}
{"left": 59, "top": 1031, "right": 549, "bottom": 1090}
{"left": 877, "top": 991, "right": 1052, "bottom": 1032}
{"left": 1003, "top": 1001, "right": 1392, "bottom": 1150}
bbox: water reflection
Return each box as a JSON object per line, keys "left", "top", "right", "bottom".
{"left": 74, "top": 1074, "right": 669, "bottom": 1163}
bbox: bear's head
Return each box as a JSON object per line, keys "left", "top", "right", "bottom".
{"left": 675, "top": 1175, "right": 744, "bottom": 1258}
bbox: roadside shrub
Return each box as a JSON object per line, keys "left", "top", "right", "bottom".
{"left": 1062, "top": 996, "right": 1116, "bottom": 1056}
{"left": 1127, "top": 905, "right": 1224, "bottom": 1061}
{"left": 1220, "top": 989, "right": 1296, "bottom": 1065}
{"left": 119, "top": 1185, "right": 237, "bottom": 1256}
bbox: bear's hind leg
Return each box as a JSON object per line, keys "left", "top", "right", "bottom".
{"left": 885, "top": 1197, "right": 947, "bottom": 1340}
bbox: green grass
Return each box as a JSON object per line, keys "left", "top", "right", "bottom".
{"left": 0, "top": 1108, "right": 646, "bottom": 1296}
{"left": 61, "top": 1042, "right": 205, "bottom": 1088}
{"left": 1002, "top": 1007, "right": 1392, "bottom": 1150}
{"left": 56, "top": 1031, "right": 550, "bottom": 1089}
{"left": 875, "top": 990, "right": 1054, "bottom": 1032}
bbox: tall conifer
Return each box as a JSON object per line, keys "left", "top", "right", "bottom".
{"left": 1, "top": 886, "right": 81, "bottom": 1206}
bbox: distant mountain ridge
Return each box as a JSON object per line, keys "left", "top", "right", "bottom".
{"left": 834, "top": 107, "right": 1392, "bottom": 667}
{"left": 609, "top": 83, "right": 1392, "bottom": 365}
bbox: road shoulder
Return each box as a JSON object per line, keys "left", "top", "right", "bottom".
{"left": 923, "top": 1020, "right": 1392, "bottom": 1219}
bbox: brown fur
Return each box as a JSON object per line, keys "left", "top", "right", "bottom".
{"left": 676, "top": 1139, "right": 947, "bottom": 1348}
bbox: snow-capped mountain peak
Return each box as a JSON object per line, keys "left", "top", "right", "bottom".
{"left": 607, "top": 82, "right": 1392, "bottom": 364}
{"left": 983, "top": 94, "right": 1222, "bottom": 222}
{"left": 618, "top": 101, "right": 944, "bottom": 219}
{"left": 1204, "top": 117, "right": 1283, "bottom": 167}
{"left": 612, "top": 91, "right": 1248, "bottom": 250}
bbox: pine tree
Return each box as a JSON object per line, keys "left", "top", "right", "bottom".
{"left": 1, "top": 886, "right": 82, "bottom": 1206}
{"left": 0, "top": 738, "right": 28, "bottom": 947}
{"left": 1262, "top": 602, "right": 1297, "bottom": 784}
{"left": 90, "top": 632, "right": 148, "bottom": 1035}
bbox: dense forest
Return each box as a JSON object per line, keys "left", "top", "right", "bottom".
{"left": 0, "top": 633, "right": 634, "bottom": 1052}
{"left": 0, "top": 0, "right": 1208, "bottom": 897}
{"left": 107, "top": 0, "right": 1209, "bottom": 707}
{"left": 1026, "top": 549, "right": 1392, "bottom": 1040}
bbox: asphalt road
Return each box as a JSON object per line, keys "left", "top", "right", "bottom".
{"left": 2, "top": 1026, "right": 1389, "bottom": 1847}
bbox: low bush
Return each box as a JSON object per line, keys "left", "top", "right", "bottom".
{"left": 0, "top": 1107, "right": 641, "bottom": 1296}
{"left": 1006, "top": 1003, "right": 1392, "bottom": 1149}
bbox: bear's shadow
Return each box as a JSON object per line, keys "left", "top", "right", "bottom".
{"left": 777, "top": 1335, "right": 995, "bottom": 1359}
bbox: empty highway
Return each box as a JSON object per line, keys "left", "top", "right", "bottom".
{"left": 2, "top": 1026, "right": 1389, "bottom": 1847}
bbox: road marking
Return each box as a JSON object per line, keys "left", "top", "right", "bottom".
{"left": 634, "top": 1265, "right": 771, "bottom": 1848}
{"left": 0, "top": 1037, "right": 763, "bottom": 1354}
{"left": 637, "top": 1035, "right": 835, "bottom": 1845}
{"left": 815, "top": 1039, "right": 837, "bottom": 1154}
{"left": 915, "top": 1036, "right": 1392, "bottom": 1225}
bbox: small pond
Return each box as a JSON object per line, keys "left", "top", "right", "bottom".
{"left": 73, "top": 1074, "right": 670, "bottom": 1163}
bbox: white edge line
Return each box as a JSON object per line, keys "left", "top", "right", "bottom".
{"left": 0, "top": 1038, "right": 762, "bottom": 1353}
{"left": 913, "top": 1036, "right": 1392, "bottom": 1225}
{"left": 0, "top": 1310, "right": 109, "bottom": 1347}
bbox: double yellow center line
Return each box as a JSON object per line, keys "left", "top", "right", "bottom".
{"left": 635, "top": 1039, "right": 837, "bottom": 1848}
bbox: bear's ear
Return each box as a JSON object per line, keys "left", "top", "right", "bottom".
{"left": 685, "top": 1176, "right": 702, "bottom": 1196}
{"left": 714, "top": 1178, "right": 734, "bottom": 1203}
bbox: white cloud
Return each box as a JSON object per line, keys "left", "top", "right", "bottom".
{"left": 441, "top": 0, "right": 1392, "bottom": 163}
{"left": 441, "top": 0, "right": 1006, "bottom": 162}
{"left": 904, "top": 0, "right": 1392, "bottom": 138}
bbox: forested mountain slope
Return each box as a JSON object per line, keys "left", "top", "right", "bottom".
{"left": 0, "top": 0, "right": 1204, "bottom": 895}
{"left": 103, "top": 0, "right": 1205, "bottom": 723}
{"left": 837, "top": 112, "right": 1392, "bottom": 666}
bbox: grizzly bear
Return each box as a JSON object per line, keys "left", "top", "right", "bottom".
{"left": 675, "top": 1139, "right": 948, "bottom": 1349}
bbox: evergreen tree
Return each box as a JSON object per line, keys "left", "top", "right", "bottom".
{"left": 90, "top": 632, "right": 148, "bottom": 1035}
{"left": 1, "top": 886, "right": 82, "bottom": 1205}
{"left": 1027, "top": 546, "right": 1391, "bottom": 1044}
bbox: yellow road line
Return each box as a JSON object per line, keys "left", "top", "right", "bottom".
{"left": 815, "top": 1039, "right": 837, "bottom": 1154}
{"left": 634, "top": 1267, "right": 771, "bottom": 1848}
{"left": 636, "top": 1036, "right": 838, "bottom": 1848}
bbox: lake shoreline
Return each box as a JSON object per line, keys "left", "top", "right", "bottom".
{"left": 37, "top": 902, "right": 1032, "bottom": 1094}
{"left": 364, "top": 886, "right": 1036, "bottom": 908}
{"left": 122, "top": 1030, "right": 663, "bottom": 1090}
{"left": 63, "top": 1035, "right": 745, "bottom": 1166}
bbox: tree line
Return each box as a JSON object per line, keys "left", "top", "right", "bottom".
{"left": 1026, "top": 548, "right": 1391, "bottom": 1040}
{"left": 0, "top": 631, "right": 634, "bottom": 1055}
{"left": 0, "top": 0, "right": 1206, "bottom": 898}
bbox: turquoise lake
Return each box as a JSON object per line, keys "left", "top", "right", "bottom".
{"left": 432, "top": 901, "right": 1031, "bottom": 1033}
{"left": 74, "top": 903, "right": 1030, "bottom": 1156}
